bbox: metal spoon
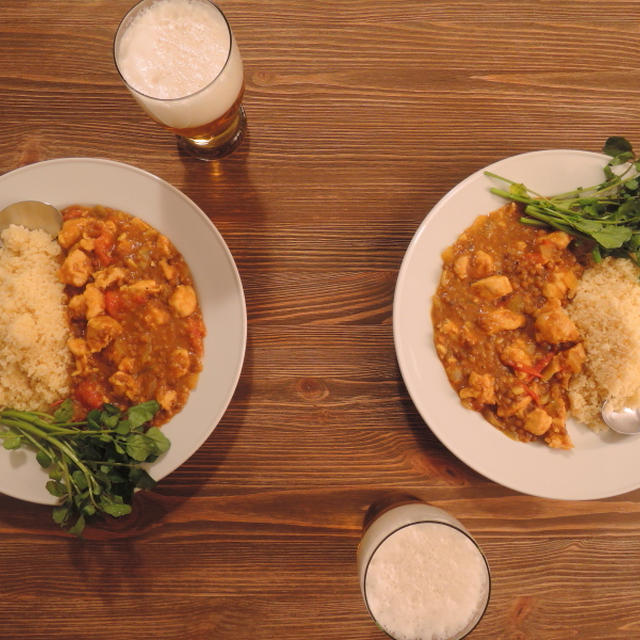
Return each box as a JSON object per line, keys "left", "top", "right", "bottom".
{"left": 0, "top": 200, "right": 62, "bottom": 237}
{"left": 601, "top": 399, "right": 640, "bottom": 435}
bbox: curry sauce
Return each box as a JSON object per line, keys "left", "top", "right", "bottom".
{"left": 432, "top": 203, "right": 585, "bottom": 448}
{"left": 57, "top": 205, "right": 205, "bottom": 425}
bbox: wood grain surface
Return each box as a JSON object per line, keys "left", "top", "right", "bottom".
{"left": 1, "top": 1, "right": 640, "bottom": 638}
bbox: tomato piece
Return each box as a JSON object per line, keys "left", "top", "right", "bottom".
{"left": 509, "top": 361, "right": 543, "bottom": 379}
{"left": 74, "top": 380, "right": 104, "bottom": 410}
{"left": 521, "top": 381, "right": 540, "bottom": 406}
{"left": 94, "top": 231, "right": 115, "bottom": 267}
{"left": 131, "top": 291, "right": 148, "bottom": 305}
{"left": 104, "top": 290, "right": 126, "bottom": 318}
{"left": 185, "top": 316, "right": 205, "bottom": 355}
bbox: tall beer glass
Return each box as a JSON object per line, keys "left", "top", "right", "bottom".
{"left": 114, "top": 0, "right": 246, "bottom": 160}
{"left": 358, "top": 496, "right": 491, "bottom": 640}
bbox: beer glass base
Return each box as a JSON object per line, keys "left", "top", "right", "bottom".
{"left": 176, "top": 106, "right": 246, "bottom": 161}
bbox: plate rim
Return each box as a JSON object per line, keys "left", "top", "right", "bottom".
{"left": 0, "top": 156, "right": 247, "bottom": 505}
{"left": 392, "top": 148, "right": 640, "bottom": 501}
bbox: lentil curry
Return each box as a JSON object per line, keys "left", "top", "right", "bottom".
{"left": 57, "top": 205, "right": 205, "bottom": 425}
{"left": 432, "top": 203, "right": 585, "bottom": 448}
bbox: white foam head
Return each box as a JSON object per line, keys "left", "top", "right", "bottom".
{"left": 358, "top": 503, "right": 490, "bottom": 640}
{"left": 115, "top": 0, "right": 244, "bottom": 130}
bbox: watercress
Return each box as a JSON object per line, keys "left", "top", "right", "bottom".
{"left": 486, "top": 136, "right": 640, "bottom": 263}
{"left": 0, "top": 399, "right": 169, "bottom": 535}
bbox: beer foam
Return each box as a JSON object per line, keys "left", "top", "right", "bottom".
{"left": 115, "top": 0, "right": 244, "bottom": 130}
{"left": 365, "top": 523, "right": 489, "bottom": 640}
{"left": 118, "top": 0, "right": 230, "bottom": 99}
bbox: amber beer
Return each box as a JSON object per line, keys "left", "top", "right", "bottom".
{"left": 166, "top": 86, "right": 244, "bottom": 139}
{"left": 114, "top": 0, "right": 246, "bottom": 159}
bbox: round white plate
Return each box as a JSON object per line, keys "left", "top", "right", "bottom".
{"left": 0, "top": 158, "right": 247, "bottom": 505}
{"left": 394, "top": 149, "right": 640, "bottom": 501}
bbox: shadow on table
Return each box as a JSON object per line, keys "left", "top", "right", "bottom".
{"left": 55, "top": 133, "right": 262, "bottom": 597}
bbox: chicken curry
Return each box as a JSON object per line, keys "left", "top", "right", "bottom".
{"left": 57, "top": 205, "right": 205, "bottom": 425}
{"left": 432, "top": 203, "right": 585, "bottom": 448}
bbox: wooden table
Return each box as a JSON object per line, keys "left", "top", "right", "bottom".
{"left": 1, "top": 1, "right": 640, "bottom": 638}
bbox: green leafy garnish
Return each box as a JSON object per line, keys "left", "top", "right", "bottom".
{"left": 0, "top": 399, "right": 168, "bottom": 535}
{"left": 485, "top": 136, "right": 640, "bottom": 264}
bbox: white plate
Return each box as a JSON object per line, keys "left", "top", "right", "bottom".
{"left": 0, "top": 158, "right": 247, "bottom": 505}
{"left": 394, "top": 149, "right": 640, "bottom": 501}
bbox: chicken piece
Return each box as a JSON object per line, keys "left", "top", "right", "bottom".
{"left": 562, "top": 270, "right": 579, "bottom": 297}
{"left": 560, "top": 342, "right": 586, "bottom": 374}
{"left": 472, "top": 250, "right": 494, "bottom": 277}
{"left": 468, "top": 371, "right": 496, "bottom": 405}
{"left": 523, "top": 407, "right": 553, "bottom": 435}
{"left": 67, "top": 337, "right": 94, "bottom": 375}
{"left": 78, "top": 237, "right": 96, "bottom": 252}
{"left": 109, "top": 371, "right": 141, "bottom": 402}
{"left": 564, "top": 272, "right": 579, "bottom": 296}
{"left": 439, "top": 271, "right": 452, "bottom": 288}
{"left": 497, "top": 394, "right": 532, "bottom": 418}
{"left": 438, "top": 318, "right": 459, "bottom": 336}
{"left": 159, "top": 259, "right": 177, "bottom": 283}
{"left": 542, "top": 272, "right": 568, "bottom": 300}
{"left": 144, "top": 304, "right": 170, "bottom": 327}
{"left": 79, "top": 218, "right": 106, "bottom": 239}
{"left": 93, "top": 265, "right": 126, "bottom": 290}
{"left": 499, "top": 340, "right": 533, "bottom": 368}
{"left": 125, "top": 279, "right": 161, "bottom": 295}
{"left": 169, "top": 285, "right": 197, "bottom": 317}
{"left": 67, "top": 336, "right": 89, "bottom": 358}
{"left": 68, "top": 293, "right": 87, "bottom": 319}
{"left": 116, "top": 233, "right": 134, "bottom": 256}
{"left": 461, "top": 322, "right": 478, "bottom": 346}
{"left": 58, "top": 249, "right": 92, "bottom": 287}
{"left": 535, "top": 302, "right": 579, "bottom": 344}
{"left": 547, "top": 430, "right": 572, "bottom": 449}
{"left": 479, "top": 308, "right": 525, "bottom": 334}
{"left": 156, "top": 234, "right": 172, "bottom": 257}
{"left": 537, "top": 234, "right": 573, "bottom": 262}
{"left": 453, "top": 255, "right": 470, "bottom": 279}
{"left": 58, "top": 217, "right": 90, "bottom": 249}
{"left": 446, "top": 363, "right": 464, "bottom": 386}
{"left": 86, "top": 315, "right": 123, "bottom": 352}
{"left": 540, "top": 231, "right": 571, "bottom": 250}
{"left": 471, "top": 275, "right": 512, "bottom": 300}
{"left": 156, "top": 388, "right": 178, "bottom": 412}
{"left": 84, "top": 284, "right": 105, "bottom": 319}
{"left": 169, "top": 347, "right": 191, "bottom": 378}
{"left": 118, "top": 356, "right": 136, "bottom": 374}
{"left": 67, "top": 285, "right": 104, "bottom": 320}
{"left": 131, "top": 217, "right": 152, "bottom": 233}
{"left": 540, "top": 356, "right": 563, "bottom": 381}
{"left": 542, "top": 270, "right": 579, "bottom": 301}
{"left": 441, "top": 245, "right": 454, "bottom": 263}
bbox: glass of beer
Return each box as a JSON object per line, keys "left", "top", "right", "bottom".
{"left": 114, "top": 0, "right": 246, "bottom": 160}
{"left": 357, "top": 496, "right": 491, "bottom": 640}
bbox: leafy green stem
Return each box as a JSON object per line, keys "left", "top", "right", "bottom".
{"left": 486, "top": 136, "right": 640, "bottom": 259}
{"left": 0, "top": 399, "right": 168, "bottom": 535}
